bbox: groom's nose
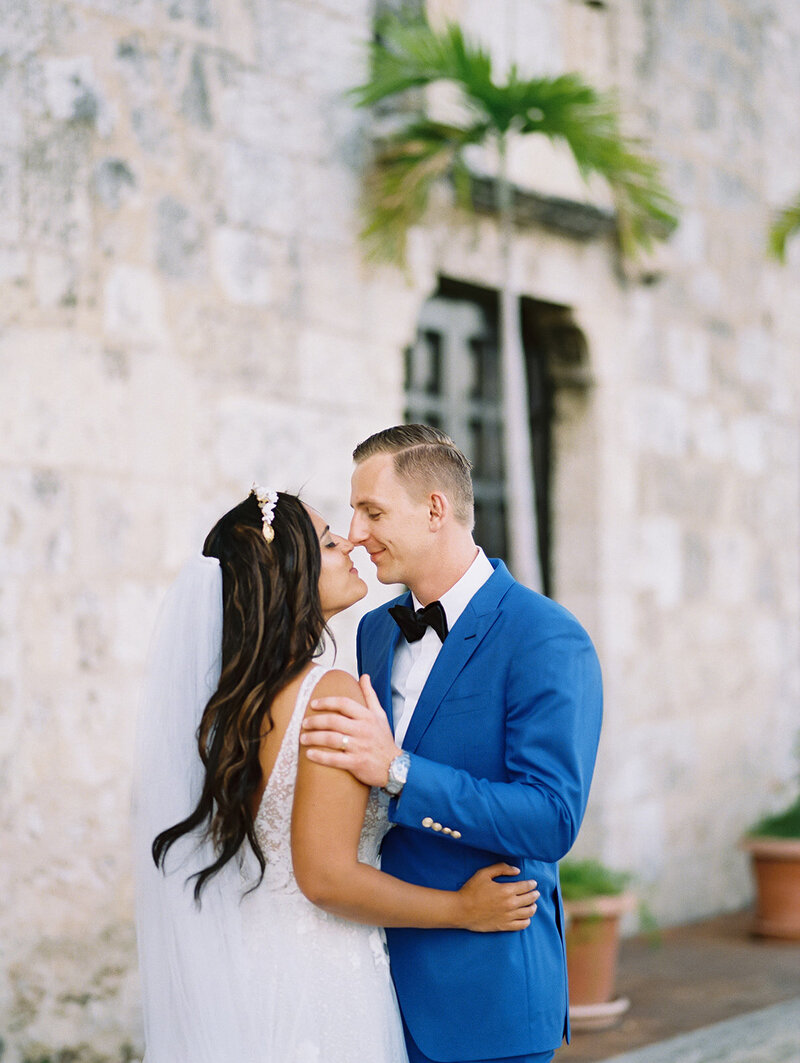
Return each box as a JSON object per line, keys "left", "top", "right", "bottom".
{"left": 348, "top": 512, "right": 367, "bottom": 544}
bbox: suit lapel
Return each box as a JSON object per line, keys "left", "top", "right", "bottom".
{"left": 373, "top": 636, "right": 398, "bottom": 733}
{"left": 365, "top": 593, "right": 409, "bottom": 734}
{"left": 401, "top": 561, "right": 514, "bottom": 753}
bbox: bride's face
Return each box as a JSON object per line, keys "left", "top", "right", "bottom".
{"left": 306, "top": 507, "right": 368, "bottom": 619}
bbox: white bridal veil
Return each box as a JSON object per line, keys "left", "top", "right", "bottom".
{"left": 132, "top": 555, "right": 256, "bottom": 1063}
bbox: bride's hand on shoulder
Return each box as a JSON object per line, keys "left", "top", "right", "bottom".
{"left": 456, "top": 864, "right": 540, "bottom": 932}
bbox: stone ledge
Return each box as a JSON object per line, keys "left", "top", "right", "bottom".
{"left": 469, "top": 174, "right": 617, "bottom": 241}
{"left": 597, "top": 997, "right": 800, "bottom": 1063}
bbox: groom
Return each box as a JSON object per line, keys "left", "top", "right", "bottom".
{"left": 302, "top": 424, "right": 603, "bottom": 1063}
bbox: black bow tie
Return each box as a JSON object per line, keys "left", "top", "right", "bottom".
{"left": 389, "top": 601, "right": 449, "bottom": 644}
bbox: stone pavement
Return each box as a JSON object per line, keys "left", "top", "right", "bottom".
{"left": 596, "top": 999, "right": 800, "bottom": 1063}
{"left": 558, "top": 910, "right": 800, "bottom": 1063}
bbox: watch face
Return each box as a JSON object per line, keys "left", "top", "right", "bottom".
{"left": 386, "top": 753, "right": 408, "bottom": 795}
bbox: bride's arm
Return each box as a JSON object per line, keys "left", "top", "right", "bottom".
{"left": 291, "top": 670, "right": 537, "bottom": 931}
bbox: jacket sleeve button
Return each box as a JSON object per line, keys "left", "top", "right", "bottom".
{"left": 422, "top": 817, "right": 433, "bottom": 828}
{"left": 451, "top": 830, "right": 462, "bottom": 839}
{"left": 432, "top": 822, "right": 443, "bottom": 831}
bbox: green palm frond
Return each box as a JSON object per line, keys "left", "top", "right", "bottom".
{"left": 361, "top": 119, "right": 489, "bottom": 264}
{"left": 493, "top": 72, "right": 678, "bottom": 251}
{"left": 352, "top": 13, "right": 678, "bottom": 263}
{"left": 768, "top": 193, "right": 800, "bottom": 262}
{"left": 352, "top": 17, "right": 493, "bottom": 110}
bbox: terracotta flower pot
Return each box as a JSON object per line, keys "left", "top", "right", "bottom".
{"left": 740, "top": 836, "right": 800, "bottom": 940}
{"left": 563, "top": 892, "right": 636, "bottom": 1006}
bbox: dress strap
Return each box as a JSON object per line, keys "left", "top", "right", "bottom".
{"left": 289, "top": 663, "right": 330, "bottom": 732}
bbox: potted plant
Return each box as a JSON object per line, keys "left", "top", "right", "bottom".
{"left": 559, "top": 858, "right": 636, "bottom": 1030}
{"left": 741, "top": 795, "right": 800, "bottom": 940}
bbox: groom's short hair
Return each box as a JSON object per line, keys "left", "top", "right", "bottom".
{"left": 353, "top": 424, "right": 474, "bottom": 527}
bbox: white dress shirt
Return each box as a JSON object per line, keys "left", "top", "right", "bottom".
{"left": 391, "top": 548, "right": 495, "bottom": 748}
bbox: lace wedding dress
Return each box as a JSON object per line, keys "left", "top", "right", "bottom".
{"left": 239, "top": 665, "right": 409, "bottom": 1063}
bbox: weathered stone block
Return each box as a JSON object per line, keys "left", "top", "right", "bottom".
{"left": 104, "top": 264, "right": 166, "bottom": 343}
{"left": 93, "top": 158, "right": 137, "bottom": 211}
{"left": 690, "top": 405, "right": 727, "bottom": 463}
{"left": 0, "top": 582, "right": 20, "bottom": 679}
{"left": 250, "top": 0, "right": 365, "bottom": 96}
{"left": 212, "top": 394, "right": 333, "bottom": 489}
{"left": 683, "top": 531, "right": 710, "bottom": 598}
{"left": 74, "top": 0, "right": 154, "bottom": 23}
{"left": 212, "top": 226, "right": 271, "bottom": 305}
{"left": 42, "top": 55, "right": 106, "bottom": 129}
{"left": 0, "top": 244, "right": 25, "bottom": 283}
{"left": 218, "top": 69, "right": 328, "bottom": 160}
{"left": 33, "top": 251, "right": 76, "bottom": 307}
{"left": 295, "top": 327, "right": 384, "bottom": 410}
{"left": 222, "top": 138, "right": 298, "bottom": 234}
{"left": 130, "top": 101, "right": 177, "bottom": 159}
{"left": 689, "top": 266, "right": 724, "bottom": 312}
{"left": 709, "top": 528, "right": 754, "bottom": 605}
{"left": 736, "top": 325, "right": 772, "bottom": 383}
{"left": 605, "top": 796, "right": 665, "bottom": 884}
{"left": 0, "top": 64, "right": 25, "bottom": 148}
{"left": 0, "top": 147, "right": 23, "bottom": 242}
{"left": 0, "top": 465, "right": 74, "bottom": 577}
{"left": 628, "top": 386, "right": 689, "bottom": 458}
{"left": 694, "top": 88, "right": 717, "bottom": 130}
{"left": 180, "top": 49, "right": 213, "bottom": 128}
{"left": 666, "top": 326, "right": 710, "bottom": 396}
{"left": 730, "top": 413, "right": 766, "bottom": 476}
{"left": 0, "top": 0, "right": 48, "bottom": 61}
{"left": 162, "top": 0, "right": 215, "bottom": 29}
{"left": 298, "top": 162, "right": 360, "bottom": 245}
{"left": 155, "top": 196, "right": 206, "bottom": 279}
{"left": 23, "top": 127, "right": 94, "bottom": 254}
{"left": 634, "top": 514, "right": 683, "bottom": 608}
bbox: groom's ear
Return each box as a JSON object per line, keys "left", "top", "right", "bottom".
{"left": 428, "top": 490, "right": 449, "bottom": 530}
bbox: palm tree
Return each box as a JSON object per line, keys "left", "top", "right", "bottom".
{"left": 351, "top": 12, "right": 677, "bottom": 591}
{"left": 769, "top": 193, "right": 800, "bottom": 263}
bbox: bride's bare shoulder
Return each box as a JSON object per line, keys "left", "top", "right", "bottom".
{"left": 309, "top": 668, "right": 365, "bottom": 704}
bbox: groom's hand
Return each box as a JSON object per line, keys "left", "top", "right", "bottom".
{"left": 300, "top": 675, "right": 402, "bottom": 788}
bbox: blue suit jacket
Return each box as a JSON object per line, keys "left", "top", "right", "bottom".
{"left": 356, "top": 560, "right": 603, "bottom": 1062}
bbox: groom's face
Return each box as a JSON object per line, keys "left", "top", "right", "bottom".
{"left": 349, "top": 453, "right": 431, "bottom": 586}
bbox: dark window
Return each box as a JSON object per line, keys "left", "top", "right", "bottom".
{"left": 405, "top": 279, "right": 588, "bottom": 596}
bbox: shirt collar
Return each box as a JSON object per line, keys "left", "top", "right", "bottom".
{"left": 411, "top": 547, "right": 494, "bottom": 631}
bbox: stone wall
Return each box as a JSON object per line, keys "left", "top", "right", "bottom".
{"left": 1, "top": 0, "right": 799, "bottom": 1057}
{"left": 584, "top": 0, "right": 800, "bottom": 926}
{"left": 0, "top": 1, "right": 408, "bottom": 1057}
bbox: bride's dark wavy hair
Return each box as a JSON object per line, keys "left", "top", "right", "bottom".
{"left": 152, "top": 491, "right": 328, "bottom": 899}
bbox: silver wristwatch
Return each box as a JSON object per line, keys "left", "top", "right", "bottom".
{"left": 384, "top": 751, "right": 410, "bottom": 797}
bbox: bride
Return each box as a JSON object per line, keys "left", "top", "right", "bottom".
{"left": 133, "top": 487, "right": 538, "bottom": 1063}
